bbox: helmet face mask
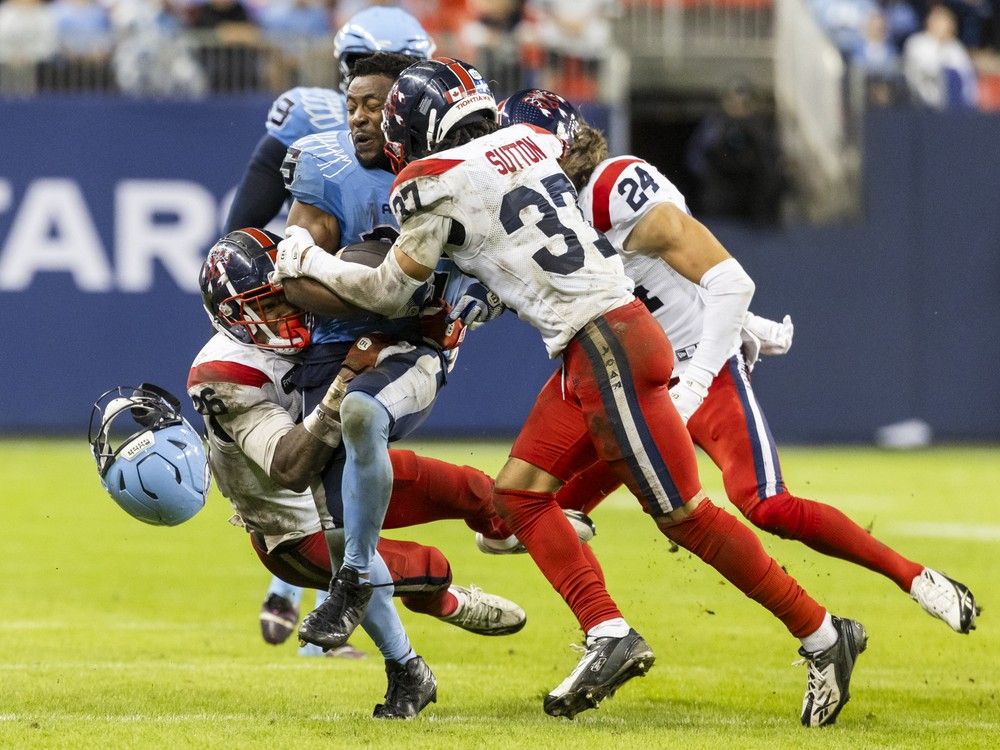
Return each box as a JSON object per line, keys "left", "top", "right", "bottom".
{"left": 200, "top": 229, "right": 311, "bottom": 355}
{"left": 333, "top": 7, "right": 435, "bottom": 92}
{"left": 88, "top": 385, "right": 209, "bottom": 527}
{"left": 381, "top": 57, "right": 497, "bottom": 173}
{"left": 497, "top": 88, "right": 581, "bottom": 155}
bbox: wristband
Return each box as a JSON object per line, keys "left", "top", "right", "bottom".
{"left": 303, "top": 404, "right": 342, "bottom": 448}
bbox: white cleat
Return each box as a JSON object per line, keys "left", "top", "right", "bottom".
{"left": 476, "top": 509, "right": 596, "bottom": 554}
{"left": 910, "top": 568, "right": 979, "bottom": 634}
{"left": 438, "top": 584, "right": 526, "bottom": 636}
{"left": 799, "top": 616, "right": 868, "bottom": 727}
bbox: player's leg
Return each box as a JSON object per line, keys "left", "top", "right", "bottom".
{"left": 555, "top": 460, "right": 622, "bottom": 516}
{"left": 690, "top": 356, "right": 976, "bottom": 633}
{"left": 496, "top": 371, "right": 653, "bottom": 718}
{"left": 301, "top": 343, "right": 447, "bottom": 648}
{"left": 378, "top": 537, "right": 526, "bottom": 636}
{"left": 385, "top": 448, "right": 510, "bottom": 539}
{"left": 572, "top": 302, "right": 866, "bottom": 726}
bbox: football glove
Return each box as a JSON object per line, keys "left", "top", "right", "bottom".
{"left": 272, "top": 225, "right": 318, "bottom": 283}
{"left": 741, "top": 312, "right": 794, "bottom": 368}
{"left": 448, "top": 282, "right": 505, "bottom": 329}
{"left": 420, "top": 299, "right": 467, "bottom": 350}
{"left": 669, "top": 365, "right": 714, "bottom": 424}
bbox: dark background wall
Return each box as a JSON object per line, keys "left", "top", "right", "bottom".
{"left": 1, "top": 101, "right": 997, "bottom": 441}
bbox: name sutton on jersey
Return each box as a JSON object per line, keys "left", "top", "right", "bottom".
{"left": 485, "top": 136, "right": 548, "bottom": 175}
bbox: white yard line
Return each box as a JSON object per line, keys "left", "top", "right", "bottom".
{"left": 887, "top": 522, "right": 1000, "bottom": 542}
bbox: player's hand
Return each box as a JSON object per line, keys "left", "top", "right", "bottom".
{"left": 669, "top": 371, "right": 712, "bottom": 424}
{"left": 743, "top": 312, "right": 794, "bottom": 360}
{"left": 272, "top": 225, "right": 317, "bottom": 283}
{"left": 448, "top": 282, "right": 505, "bottom": 329}
{"left": 420, "top": 299, "right": 467, "bottom": 350}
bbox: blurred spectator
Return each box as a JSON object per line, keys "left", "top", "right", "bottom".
{"left": 904, "top": 4, "right": 978, "bottom": 108}
{"left": 857, "top": 9, "right": 907, "bottom": 104}
{"left": 880, "top": 0, "right": 921, "bottom": 49}
{"left": 942, "top": 0, "right": 993, "bottom": 49}
{"left": 813, "top": 0, "right": 879, "bottom": 57}
{"left": 527, "top": 0, "right": 617, "bottom": 99}
{"left": 0, "top": 0, "right": 58, "bottom": 65}
{"left": 461, "top": 0, "right": 528, "bottom": 93}
{"left": 258, "top": 0, "right": 331, "bottom": 38}
{"left": 112, "top": 0, "right": 206, "bottom": 96}
{"left": 52, "top": 0, "right": 113, "bottom": 58}
{"left": 686, "top": 80, "right": 785, "bottom": 225}
{"left": 46, "top": 0, "right": 114, "bottom": 91}
{"left": 188, "top": 0, "right": 262, "bottom": 92}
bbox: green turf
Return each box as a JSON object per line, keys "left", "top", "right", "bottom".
{"left": 1, "top": 440, "right": 997, "bottom": 749}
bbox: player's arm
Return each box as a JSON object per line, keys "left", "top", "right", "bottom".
{"left": 623, "top": 194, "right": 755, "bottom": 420}
{"left": 224, "top": 134, "right": 290, "bottom": 233}
{"left": 273, "top": 213, "right": 443, "bottom": 316}
{"left": 279, "top": 199, "right": 360, "bottom": 317}
{"left": 200, "top": 380, "right": 342, "bottom": 493}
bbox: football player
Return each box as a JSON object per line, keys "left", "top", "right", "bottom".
{"left": 272, "top": 52, "right": 508, "bottom": 658}
{"left": 270, "top": 58, "right": 865, "bottom": 725}
{"left": 191, "top": 228, "right": 528, "bottom": 718}
{"left": 223, "top": 7, "right": 435, "bottom": 233}
{"left": 497, "top": 89, "right": 980, "bottom": 646}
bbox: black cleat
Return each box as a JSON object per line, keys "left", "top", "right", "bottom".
{"left": 372, "top": 656, "right": 437, "bottom": 719}
{"left": 259, "top": 594, "right": 298, "bottom": 645}
{"left": 543, "top": 628, "right": 655, "bottom": 719}
{"left": 298, "top": 566, "right": 372, "bottom": 650}
{"left": 799, "top": 616, "right": 868, "bottom": 727}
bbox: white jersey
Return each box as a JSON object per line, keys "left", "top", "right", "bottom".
{"left": 578, "top": 156, "right": 739, "bottom": 371}
{"left": 187, "top": 333, "right": 322, "bottom": 552}
{"left": 390, "top": 123, "right": 634, "bottom": 357}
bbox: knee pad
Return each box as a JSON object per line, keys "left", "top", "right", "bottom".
{"left": 747, "top": 493, "right": 812, "bottom": 540}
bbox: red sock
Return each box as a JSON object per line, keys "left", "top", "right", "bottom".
{"left": 402, "top": 588, "right": 458, "bottom": 618}
{"left": 663, "top": 500, "right": 826, "bottom": 638}
{"left": 555, "top": 461, "right": 622, "bottom": 515}
{"left": 580, "top": 542, "right": 606, "bottom": 586}
{"left": 495, "top": 487, "right": 621, "bottom": 632}
{"left": 385, "top": 449, "right": 510, "bottom": 538}
{"left": 749, "top": 492, "right": 923, "bottom": 592}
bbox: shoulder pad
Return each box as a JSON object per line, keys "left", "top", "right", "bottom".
{"left": 588, "top": 156, "right": 685, "bottom": 232}
{"left": 389, "top": 158, "right": 462, "bottom": 222}
{"left": 266, "top": 87, "right": 348, "bottom": 147}
{"left": 187, "top": 360, "right": 273, "bottom": 417}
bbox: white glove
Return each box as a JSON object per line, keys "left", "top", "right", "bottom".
{"left": 669, "top": 366, "right": 713, "bottom": 424}
{"left": 741, "top": 312, "right": 793, "bottom": 367}
{"left": 448, "top": 282, "right": 505, "bottom": 329}
{"left": 271, "top": 225, "right": 318, "bottom": 283}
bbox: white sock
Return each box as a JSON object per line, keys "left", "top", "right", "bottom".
{"left": 799, "top": 612, "right": 837, "bottom": 653}
{"left": 586, "top": 617, "right": 630, "bottom": 645}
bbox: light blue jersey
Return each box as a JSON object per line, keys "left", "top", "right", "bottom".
{"left": 266, "top": 87, "right": 348, "bottom": 148}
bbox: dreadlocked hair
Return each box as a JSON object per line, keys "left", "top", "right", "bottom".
{"left": 350, "top": 52, "right": 419, "bottom": 82}
{"left": 561, "top": 124, "right": 608, "bottom": 191}
{"left": 434, "top": 115, "right": 499, "bottom": 154}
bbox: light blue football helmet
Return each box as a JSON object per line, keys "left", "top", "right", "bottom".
{"left": 333, "top": 6, "right": 435, "bottom": 91}
{"left": 89, "top": 384, "right": 209, "bottom": 527}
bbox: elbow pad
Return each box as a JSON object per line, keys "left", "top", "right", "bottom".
{"left": 688, "top": 257, "right": 755, "bottom": 384}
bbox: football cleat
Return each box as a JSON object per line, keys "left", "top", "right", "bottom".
{"left": 476, "top": 509, "right": 596, "bottom": 555}
{"left": 259, "top": 593, "right": 299, "bottom": 645}
{"left": 437, "top": 585, "right": 526, "bottom": 636}
{"left": 910, "top": 568, "right": 979, "bottom": 634}
{"left": 543, "top": 628, "right": 655, "bottom": 719}
{"left": 372, "top": 656, "right": 437, "bottom": 719}
{"left": 799, "top": 616, "right": 868, "bottom": 727}
{"left": 298, "top": 566, "right": 372, "bottom": 650}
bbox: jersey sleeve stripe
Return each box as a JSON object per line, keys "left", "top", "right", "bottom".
{"left": 392, "top": 158, "right": 464, "bottom": 191}
{"left": 188, "top": 360, "right": 271, "bottom": 390}
{"left": 591, "top": 157, "right": 643, "bottom": 232}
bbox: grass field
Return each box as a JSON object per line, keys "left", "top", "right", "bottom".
{"left": 1, "top": 439, "right": 997, "bottom": 749}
